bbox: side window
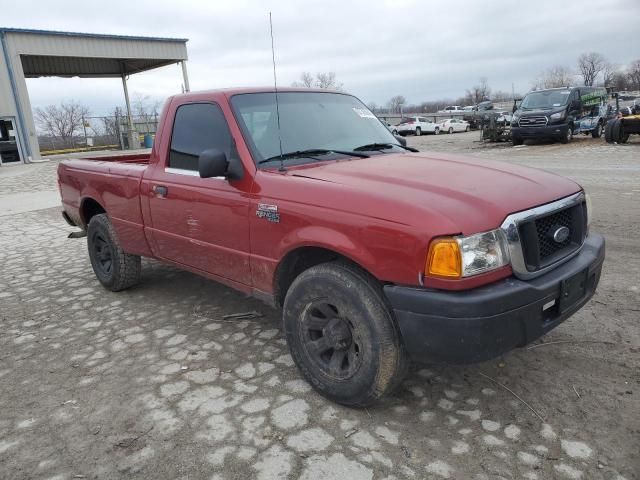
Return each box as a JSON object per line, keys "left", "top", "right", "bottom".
{"left": 169, "top": 103, "right": 234, "bottom": 171}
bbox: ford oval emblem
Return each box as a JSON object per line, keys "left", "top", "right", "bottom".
{"left": 552, "top": 226, "right": 570, "bottom": 243}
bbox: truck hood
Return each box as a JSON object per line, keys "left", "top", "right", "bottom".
{"left": 286, "top": 151, "right": 581, "bottom": 235}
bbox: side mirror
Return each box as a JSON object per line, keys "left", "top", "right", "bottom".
{"left": 394, "top": 135, "right": 407, "bottom": 147}
{"left": 199, "top": 149, "right": 228, "bottom": 178}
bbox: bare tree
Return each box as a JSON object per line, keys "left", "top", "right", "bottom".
{"left": 315, "top": 72, "right": 343, "bottom": 90}
{"left": 466, "top": 77, "right": 491, "bottom": 104}
{"left": 292, "top": 72, "right": 314, "bottom": 88}
{"left": 34, "top": 101, "right": 90, "bottom": 146}
{"left": 628, "top": 59, "right": 640, "bottom": 90}
{"left": 387, "top": 95, "right": 406, "bottom": 113}
{"left": 292, "top": 71, "right": 343, "bottom": 90}
{"left": 367, "top": 102, "right": 378, "bottom": 113}
{"left": 533, "top": 66, "right": 575, "bottom": 89}
{"left": 602, "top": 62, "right": 616, "bottom": 88}
{"left": 577, "top": 52, "right": 606, "bottom": 86}
{"left": 132, "top": 94, "right": 162, "bottom": 133}
{"left": 610, "top": 71, "right": 630, "bottom": 92}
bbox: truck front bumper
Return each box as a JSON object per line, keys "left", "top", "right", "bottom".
{"left": 511, "top": 123, "right": 569, "bottom": 140}
{"left": 384, "top": 234, "right": 605, "bottom": 365}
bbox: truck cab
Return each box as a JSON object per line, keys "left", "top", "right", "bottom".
{"left": 511, "top": 86, "right": 608, "bottom": 145}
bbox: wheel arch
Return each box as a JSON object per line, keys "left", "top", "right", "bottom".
{"left": 80, "top": 197, "right": 106, "bottom": 227}
{"left": 273, "top": 244, "right": 377, "bottom": 308}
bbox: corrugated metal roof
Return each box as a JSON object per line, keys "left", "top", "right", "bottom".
{"left": 0, "top": 27, "right": 187, "bottom": 43}
{"left": 20, "top": 54, "right": 179, "bottom": 77}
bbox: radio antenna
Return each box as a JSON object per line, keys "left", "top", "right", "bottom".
{"left": 269, "top": 12, "right": 285, "bottom": 172}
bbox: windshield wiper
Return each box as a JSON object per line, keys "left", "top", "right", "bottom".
{"left": 353, "top": 142, "right": 419, "bottom": 153}
{"left": 259, "top": 149, "right": 369, "bottom": 165}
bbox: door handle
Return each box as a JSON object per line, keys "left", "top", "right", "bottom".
{"left": 152, "top": 185, "right": 168, "bottom": 198}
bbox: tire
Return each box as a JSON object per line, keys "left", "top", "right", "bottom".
{"left": 465, "top": 125, "right": 469, "bottom": 132}
{"left": 604, "top": 120, "right": 615, "bottom": 143}
{"left": 612, "top": 119, "right": 624, "bottom": 143}
{"left": 283, "top": 261, "right": 407, "bottom": 407}
{"left": 87, "top": 214, "right": 141, "bottom": 292}
{"left": 434, "top": 127, "right": 440, "bottom": 135}
{"left": 591, "top": 122, "right": 602, "bottom": 138}
{"left": 448, "top": 127, "right": 453, "bottom": 134}
{"left": 392, "top": 129, "right": 398, "bottom": 135}
{"left": 560, "top": 124, "right": 573, "bottom": 144}
{"left": 415, "top": 127, "right": 421, "bottom": 136}
{"left": 512, "top": 137, "right": 523, "bottom": 146}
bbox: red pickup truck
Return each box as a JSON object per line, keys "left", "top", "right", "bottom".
{"left": 58, "top": 88, "right": 605, "bottom": 406}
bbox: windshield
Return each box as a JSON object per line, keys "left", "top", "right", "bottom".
{"left": 520, "top": 90, "right": 571, "bottom": 110}
{"left": 231, "top": 92, "right": 400, "bottom": 165}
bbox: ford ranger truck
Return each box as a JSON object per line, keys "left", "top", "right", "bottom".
{"left": 58, "top": 88, "right": 605, "bottom": 407}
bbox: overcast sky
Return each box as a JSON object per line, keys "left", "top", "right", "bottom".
{"left": 4, "top": 0, "right": 639, "bottom": 115}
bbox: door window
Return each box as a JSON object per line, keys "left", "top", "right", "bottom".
{"left": 169, "top": 103, "right": 234, "bottom": 171}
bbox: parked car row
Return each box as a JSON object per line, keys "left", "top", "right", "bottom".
{"left": 388, "top": 116, "right": 470, "bottom": 136}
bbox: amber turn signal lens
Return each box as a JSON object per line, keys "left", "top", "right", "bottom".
{"left": 426, "top": 238, "right": 462, "bottom": 278}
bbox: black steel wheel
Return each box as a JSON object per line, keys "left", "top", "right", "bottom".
{"left": 91, "top": 230, "right": 114, "bottom": 277}
{"left": 283, "top": 261, "right": 407, "bottom": 406}
{"left": 299, "top": 301, "right": 363, "bottom": 380}
{"left": 87, "top": 214, "right": 141, "bottom": 291}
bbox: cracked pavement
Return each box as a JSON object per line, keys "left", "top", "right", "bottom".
{"left": 1, "top": 137, "right": 638, "bottom": 479}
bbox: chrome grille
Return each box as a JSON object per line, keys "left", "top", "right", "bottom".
{"left": 518, "top": 116, "right": 548, "bottom": 127}
{"left": 500, "top": 192, "right": 587, "bottom": 280}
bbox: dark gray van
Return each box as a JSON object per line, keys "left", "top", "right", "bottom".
{"left": 511, "top": 86, "right": 608, "bottom": 145}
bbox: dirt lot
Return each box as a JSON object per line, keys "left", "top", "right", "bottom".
{"left": 1, "top": 134, "right": 638, "bottom": 480}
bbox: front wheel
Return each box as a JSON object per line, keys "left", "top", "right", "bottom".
{"left": 560, "top": 124, "right": 573, "bottom": 144}
{"left": 448, "top": 127, "right": 453, "bottom": 134}
{"left": 87, "top": 214, "right": 141, "bottom": 291}
{"left": 512, "top": 137, "right": 523, "bottom": 146}
{"left": 465, "top": 125, "right": 469, "bottom": 132}
{"left": 434, "top": 127, "right": 440, "bottom": 135}
{"left": 415, "top": 127, "right": 422, "bottom": 136}
{"left": 283, "top": 262, "right": 407, "bottom": 407}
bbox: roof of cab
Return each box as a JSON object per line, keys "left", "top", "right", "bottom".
{"left": 169, "top": 86, "right": 348, "bottom": 102}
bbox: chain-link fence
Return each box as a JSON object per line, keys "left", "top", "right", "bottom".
{"left": 38, "top": 114, "right": 159, "bottom": 154}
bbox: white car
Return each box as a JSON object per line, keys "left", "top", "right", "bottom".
{"left": 439, "top": 118, "right": 470, "bottom": 133}
{"left": 438, "top": 105, "right": 465, "bottom": 114}
{"left": 496, "top": 111, "right": 513, "bottom": 123}
{"left": 395, "top": 116, "right": 440, "bottom": 136}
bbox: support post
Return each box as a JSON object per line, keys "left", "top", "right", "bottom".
{"left": 181, "top": 61, "right": 190, "bottom": 92}
{"left": 121, "top": 73, "right": 139, "bottom": 149}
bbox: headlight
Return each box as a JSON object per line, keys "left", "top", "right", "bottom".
{"left": 550, "top": 111, "right": 566, "bottom": 121}
{"left": 426, "top": 229, "right": 510, "bottom": 278}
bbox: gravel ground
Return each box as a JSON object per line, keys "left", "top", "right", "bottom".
{"left": 0, "top": 134, "right": 638, "bottom": 480}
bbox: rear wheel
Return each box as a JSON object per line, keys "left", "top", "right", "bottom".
{"left": 592, "top": 122, "right": 603, "bottom": 138}
{"left": 87, "top": 214, "right": 141, "bottom": 291}
{"left": 512, "top": 137, "right": 523, "bottom": 146}
{"left": 448, "top": 127, "right": 453, "bottom": 134}
{"left": 465, "top": 125, "right": 469, "bottom": 132}
{"left": 283, "top": 262, "right": 407, "bottom": 407}
{"left": 434, "top": 127, "right": 440, "bottom": 135}
{"left": 415, "top": 127, "right": 422, "bottom": 136}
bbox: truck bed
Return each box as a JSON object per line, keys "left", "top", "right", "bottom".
{"left": 58, "top": 153, "right": 152, "bottom": 257}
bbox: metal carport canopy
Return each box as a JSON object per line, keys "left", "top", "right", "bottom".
{"left": 0, "top": 27, "right": 189, "bottom": 161}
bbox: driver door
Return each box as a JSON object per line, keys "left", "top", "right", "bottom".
{"left": 145, "top": 102, "right": 252, "bottom": 285}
